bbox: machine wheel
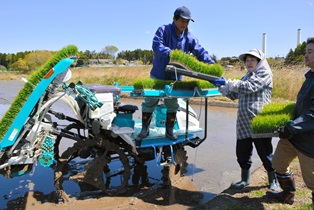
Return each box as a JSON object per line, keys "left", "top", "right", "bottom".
{"left": 69, "top": 141, "right": 131, "bottom": 195}
{"left": 161, "top": 145, "right": 188, "bottom": 188}
{"left": 54, "top": 134, "right": 131, "bottom": 202}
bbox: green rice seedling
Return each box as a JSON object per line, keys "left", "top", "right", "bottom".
{"left": 133, "top": 51, "right": 223, "bottom": 91}
{"left": 252, "top": 114, "right": 292, "bottom": 134}
{"left": 252, "top": 102, "right": 295, "bottom": 134}
{"left": 0, "top": 45, "right": 78, "bottom": 141}
{"left": 169, "top": 50, "right": 224, "bottom": 77}
{"left": 133, "top": 78, "right": 155, "bottom": 89}
{"left": 133, "top": 78, "right": 215, "bottom": 90}
{"left": 258, "top": 102, "right": 295, "bottom": 116}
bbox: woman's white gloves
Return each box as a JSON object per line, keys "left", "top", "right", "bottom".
{"left": 218, "top": 79, "right": 241, "bottom": 95}
{"left": 218, "top": 85, "right": 228, "bottom": 96}
{"left": 226, "top": 79, "right": 240, "bottom": 92}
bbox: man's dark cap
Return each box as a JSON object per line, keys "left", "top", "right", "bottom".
{"left": 174, "top": 6, "right": 194, "bottom": 22}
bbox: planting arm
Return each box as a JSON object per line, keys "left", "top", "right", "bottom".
{"left": 165, "top": 64, "right": 224, "bottom": 84}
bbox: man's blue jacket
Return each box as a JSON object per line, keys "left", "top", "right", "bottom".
{"left": 150, "top": 22, "right": 215, "bottom": 81}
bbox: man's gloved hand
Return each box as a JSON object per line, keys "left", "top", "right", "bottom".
{"left": 218, "top": 85, "right": 228, "bottom": 96}
{"left": 210, "top": 77, "right": 226, "bottom": 87}
{"left": 278, "top": 124, "right": 293, "bottom": 139}
{"left": 226, "top": 79, "right": 240, "bottom": 92}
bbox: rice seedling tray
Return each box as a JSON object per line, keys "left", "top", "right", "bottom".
{"left": 251, "top": 102, "right": 295, "bottom": 138}
{"left": 131, "top": 77, "right": 221, "bottom": 98}
{"left": 251, "top": 132, "right": 279, "bottom": 138}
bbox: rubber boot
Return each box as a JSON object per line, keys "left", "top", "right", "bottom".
{"left": 165, "top": 112, "right": 178, "bottom": 140}
{"left": 266, "top": 171, "right": 296, "bottom": 205}
{"left": 232, "top": 169, "right": 250, "bottom": 189}
{"left": 137, "top": 112, "right": 152, "bottom": 141}
{"left": 311, "top": 191, "right": 314, "bottom": 207}
{"left": 268, "top": 170, "right": 281, "bottom": 192}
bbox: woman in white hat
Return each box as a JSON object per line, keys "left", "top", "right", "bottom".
{"left": 219, "top": 49, "right": 280, "bottom": 191}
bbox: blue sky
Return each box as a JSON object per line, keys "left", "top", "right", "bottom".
{"left": 1, "top": 0, "right": 313, "bottom": 59}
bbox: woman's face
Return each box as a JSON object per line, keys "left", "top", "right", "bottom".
{"left": 245, "top": 55, "right": 259, "bottom": 72}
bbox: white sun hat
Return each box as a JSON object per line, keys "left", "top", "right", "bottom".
{"left": 239, "top": 49, "right": 263, "bottom": 62}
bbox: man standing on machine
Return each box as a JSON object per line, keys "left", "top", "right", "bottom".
{"left": 137, "top": 6, "right": 215, "bottom": 141}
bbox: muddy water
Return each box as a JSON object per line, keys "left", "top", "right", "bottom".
{"left": 0, "top": 81, "right": 279, "bottom": 207}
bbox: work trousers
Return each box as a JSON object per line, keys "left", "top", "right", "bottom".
{"left": 141, "top": 75, "right": 179, "bottom": 113}
{"left": 236, "top": 137, "right": 274, "bottom": 172}
{"left": 141, "top": 97, "right": 179, "bottom": 113}
{"left": 272, "top": 138, "right": 314, "bottom": 192}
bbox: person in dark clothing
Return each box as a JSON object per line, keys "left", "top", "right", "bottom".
{"left": 137, "top": 6, "right": 215, "bottom": 141}
{"left": 267, "top": 37, "right": 314, "bottom": 207}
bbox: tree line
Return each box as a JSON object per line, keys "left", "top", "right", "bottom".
{"left": 0, "top": 42, "right": 307, "bottom": 72}
{"left": 285, "top": 41, "right": 307, "bottom": 65}
{"left": 0, "top": 47, "right": 154, "bottom": 72}
{"left": 75, "top": 48, "right": 154, "bottom": 67}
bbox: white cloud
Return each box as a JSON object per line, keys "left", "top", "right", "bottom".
{"left": 309, "top": 1, "right": 313, "bottom": 6}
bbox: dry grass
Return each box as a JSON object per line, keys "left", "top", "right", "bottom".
{"left": 0, "top": 64, "right": 308, "bottom": 101}
{"left": 271, "top": 66, "right": 307, "bottom": 101}
{"left": 70, "top": 66, "right": 151, "bottom": 86}
{"left": 0, "top": 72, "right": 29, "bottom": 81}
{"left": 223, "top": 65, "right": 307, "bottom": 102}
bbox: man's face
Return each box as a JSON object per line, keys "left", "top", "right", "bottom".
{"left": 305, "top": 42, "right": 314, "bottom": 70}
{"left": 173, "top": 17, "right": 190, "bottom": 35}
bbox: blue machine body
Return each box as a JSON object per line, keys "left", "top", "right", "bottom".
{"left": 0, "top": 58, "right": 75, "bottom": 151}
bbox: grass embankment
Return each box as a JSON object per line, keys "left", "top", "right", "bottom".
{"left": 71, "top": 64, "right": 307, "bottom": 102}
{"left": 0, "top": 64, "right": 307, "bottom": 101}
